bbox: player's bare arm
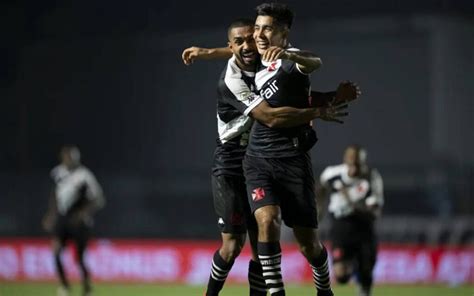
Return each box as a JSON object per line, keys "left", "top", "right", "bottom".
{"left": 182, "top": 46, "right": 232, "bottom": 65}
{"left": 250, "top": 99, "right": 348, "bottom": 128}
{"left": 261, "top": 46, "right": 322, "bottom": 73}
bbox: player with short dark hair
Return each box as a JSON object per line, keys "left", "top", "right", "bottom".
{"left": 42, "top": 146, "right": 105, "bottom": 296}
{"left": 183, "top": 17, "right": 352, "bottom": 296}
{"left": 320, "top": 145, "right": 383, "bottom": 296}
{"left": 241, "top": 3, "right": 342, "bottom": 295}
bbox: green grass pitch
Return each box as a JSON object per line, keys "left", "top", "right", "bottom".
{"left": 0, "top": 283, "right": 472, "bottom": 296}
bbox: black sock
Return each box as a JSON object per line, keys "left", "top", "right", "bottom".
{"left": 258, "top": 242, "right": 285, "bottom": 296}
{"left": 310, "top": 246, "right": 332, "bottom": 296}
{"left": 248, "top": 259, "right": 267, "bottom": 296}
{"left": 206, "top": 250, "right": 234, "bottom": 296}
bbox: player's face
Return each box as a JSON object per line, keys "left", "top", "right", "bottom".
{"left": 61, "top": 151, "right": 75, "bottom": 169}
{"left": 344, "top": 147, "right": 362, "bottom": 177}
{"left": 228, "top": 26, "right": 258, "bottom": 71}
{"left": 253, "top": 15, "right": 288, "bottom": 54}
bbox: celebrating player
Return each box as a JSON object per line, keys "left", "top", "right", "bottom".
{"left": 240, "top": 3, "right": 344, "bottom": 295}
{"left": 320, "top": 145, "right": 384, "bottom": 296}
{"left": 183, "top": 17, "right": 353, "bottom": 296}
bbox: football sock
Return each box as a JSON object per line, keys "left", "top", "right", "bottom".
{"left": 258, "top": 242, "right": 285, "bottom": 296}
{"left": 310, "top": 246, "right": 333, "bottom": 296}
{"left": 248, "top": 259, "right": 267, "bottom": 295}
{"left": 205, "top": 250, "right": 234, "bottom": 296}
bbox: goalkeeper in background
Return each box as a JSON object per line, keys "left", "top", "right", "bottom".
{"left": 319, "top": 145, "right": 384, "bottom": 296}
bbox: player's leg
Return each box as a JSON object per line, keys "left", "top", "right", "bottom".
{"left": 331, "top": 258, "right": 353, "bottom": 285}
{"left": 74, "top": 222, "right": 92, "bottom": 296}
{"left": 245, "top": 198, "right": 267, "bottom": 295}
{"left": 282, "top": 153, "right": 333, "bottom": 296}
{"left": 254, "top": 205, "right": 284, "bottom": 296}
{"left": 52, "top": 237, "right": 70, "bottom": 295}
{"left": 329, "top": 214, "right": 359, "bottom": 285}
{"left": 293, "top": 228, "right": 333, "bottom": 296}
{"left": 206, "top": 175, "right": 247, "bottom": 296}
{"left": 52, "top": 217, "right": 70, "bottom": 295}
{"left": 244, "top": 155, "right": 285, "bottom": 296}
{"left": 355, "top": 240, "right": 377, "bottom": 296}
{"left": 206, "top": 232, "right": 246, "bottom": 296}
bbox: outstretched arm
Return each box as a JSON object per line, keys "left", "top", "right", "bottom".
{"left": 250, "top": 99, "right": 348, "bottom": 128}
{"left": 261, "top": 47, "right": 322, "bottom": 73}
{"left": 182, "top": 46, "right": 232, "bottom": 65}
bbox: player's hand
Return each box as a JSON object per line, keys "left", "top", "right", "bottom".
{"left": 262, "top": 46, "right": 287, "bottom": 62}
{"left": 334, "top": 81, "right": 361, "bottom": 105}
{"left": 317, "top": 101, "right": 349, "bottom": 124}
{"left": 181, "top": 46, "right": 209, "bottom": 65}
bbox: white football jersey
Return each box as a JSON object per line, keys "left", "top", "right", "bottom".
{"left": 320, "top": 164, "right": 383, "bottom": 218}
{"left": 51, "top": 164, "right": 104, "bottom": 215}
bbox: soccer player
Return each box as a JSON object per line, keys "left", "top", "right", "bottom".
{"left": 241, "top": 3, "right": 341, "bottom": 296}
{"left": 42, "top": 146, "right": 105, "bottom": 296}
{"left": 319, "top": 145, "right": 383, "bottom": 296}
{"left": 183, "top": 18, "right": 352, "bottom": 296}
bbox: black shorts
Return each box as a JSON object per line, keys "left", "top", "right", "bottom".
{"left": 54, "top": 214, "right": 91, "bottom": 247}
{"left": 211, "top": 174, "right": 257, "bottom": 234}
{"left": 243, "top": 153, "right": 318, "bottom": 228}
{"left": 330, "top": 215, "right": 377, "bottom": 270}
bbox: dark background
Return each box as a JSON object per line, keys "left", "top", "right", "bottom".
{"left": 1, "top": 0, "right": 473, "bottom": 240}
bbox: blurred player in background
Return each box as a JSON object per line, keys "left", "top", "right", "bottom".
{"left": 183, "top": 18, "right": 350, "bottom": 296}
{"left": 42, "top": 146, "right": 105, "bottom": 296}
{"left": 319, "top": 145, "right": 384, "bottom": 296}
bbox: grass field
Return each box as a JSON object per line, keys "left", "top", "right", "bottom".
{"left": 0, "top": 283, "right": 472, "bottom": 296}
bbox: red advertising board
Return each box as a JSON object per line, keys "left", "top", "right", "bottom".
{"left": 0, "top": 239, "right": 472, "bottom": 284}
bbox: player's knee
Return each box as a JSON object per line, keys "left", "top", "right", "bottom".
{"left": 298, "top": 243, "right": 315, "bottom": 259}
{"left": 298, "top": 242, "right": 323, "bottom": 260}
{"left": 357, "top": 271, "right": 373, "bottom": 287}
{"left": 333, "top": 262, "right": 352, "bottom": 284}
{"left": 220, "top": 240, "right": 244, "bottom": 261}
{"left": 256, "top": 215, "right": 280, "bottom": 232}
{"left": 335, "top": 273, "right": 352, "bottom": 284}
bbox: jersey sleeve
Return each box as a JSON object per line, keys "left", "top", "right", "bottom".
{"left": 320, "top": 167, "right": 332, "bottom": 186}
{"left": 282, "top": 48, "right": 310, "bottom": 76}
{"left": 83, "top": 169, "right": 106, "bottom": 209}
{"left": 366, "top": 169, "right": 384, "bottom": 207}
{"left": 219, "top": 75, "right": 263, "bottom": 116}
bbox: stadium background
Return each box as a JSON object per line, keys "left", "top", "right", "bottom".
{"left": 1, "top": 0, "right": 473, "bottom": 294}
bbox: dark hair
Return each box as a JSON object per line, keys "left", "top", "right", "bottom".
{"left": 227, "top": 18, "right": 255, "bottom": 36}
{"left": 255, "top": 2, "right": 293, "bottom": 29}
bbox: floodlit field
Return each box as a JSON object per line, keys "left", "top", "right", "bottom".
{"left": 0, "top": 283, "right": 472, "bottom": 296}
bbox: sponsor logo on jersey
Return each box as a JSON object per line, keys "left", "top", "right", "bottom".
{"left": 252, "top": 187, "right": 265, "bottom": 202}
{"left": 259, "top": 80, "right": 279, "bottom": 99}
